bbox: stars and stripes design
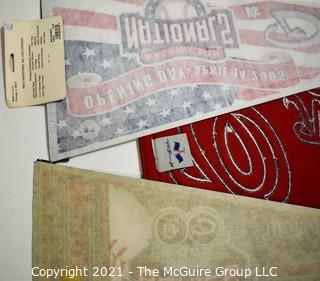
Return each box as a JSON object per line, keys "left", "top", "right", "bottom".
{"left": 52, "top": 40, "right": 235, "bottom": 155}
{"left": 43, "top": 0, "right": 320, "bottom": 161}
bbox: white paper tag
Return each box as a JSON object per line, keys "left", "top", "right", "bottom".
{"left": 152, "top": 133, "right": 194, "bottom": 172}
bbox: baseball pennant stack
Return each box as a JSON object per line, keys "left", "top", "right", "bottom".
{"left": 31, "top": 0, "right": 320, "bottom": 280}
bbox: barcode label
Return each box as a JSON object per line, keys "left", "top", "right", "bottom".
{"left": 50, "top": 22, "right": 63, "bottom": 44}
{"left": 54, "top": 24, "right": 61, "bottom": 40}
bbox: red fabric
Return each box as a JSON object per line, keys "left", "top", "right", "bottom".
{"left": 139, "top": 90, "right": 320, "bottom": 208}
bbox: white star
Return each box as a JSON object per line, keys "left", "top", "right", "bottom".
{"left": 72, "top": 130, "right": 81, "bottom": 138}
{"left": 124, "top": 107, "right": 135, "bottom": 114}
{"left": 124, "top": 53, "right": 137, "bottom": 61}
{"left": 137, "top": 119, "right": 148, "bottom": 129}
{"left": 65, "top": 58, "right": 71, "bottom": 65}
{"left": 57, "top": 120, "right": 68, "bottom": 128}
{"left": 221, "top": 85, "right": 231, "bottom": 92}
{"left": 169, "top": 89, "right": 179, "bottom": 97}
{"left": 146, "top": 98, "right": 156, "bottom": 107}
{"left": 129, "top": 57, "right": 138, "bottom": 63}
{"left": 116, "top": 128, "right": 125, "bottom": 135}
{"left": 82, "top": 47, "right": 96, "bottom": 58}
{"left": 160, "top": 109, "right": 171, "bottom": 118}
{"left": 182, "top": 101, "right": 192, "bottom": 110}
{"left": 101, "top": 117, "right": 112, "bottom": 126}
{"left": 203, "top": 91, "right": 212, "bottom": 100}
{"left": 194, "top": 111, "right": 204, "bottom": 118}
{"left": 100, "top": 59, "right": 112, "bottom": 70}
{"left": 215, "top": 103, "right": 223, "bottom": 110}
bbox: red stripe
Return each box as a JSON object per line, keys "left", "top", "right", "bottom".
{"left": 53, "top": 7, "right": 118, "bottom": 30}
{"left": 116, "top": 0, "right": 145, "bottom": 6}
{"left": 67, "top": 58, "right": 301, "bottom": 116}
